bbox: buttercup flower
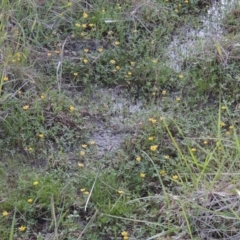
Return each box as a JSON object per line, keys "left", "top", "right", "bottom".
{"left": 3, "top": 211, "right": 9, "bottom": 217}
{"left": 221, "top": 106, "right": 226, "bottom": 110}
{"left": 89, "top": 23, "right": 94, "bottom": 27}
{"left": 40, "top": 94, "right": 45, "bottom": 99}
{"left": 84, "top": 191, "right": 89, "bottom": 195}
{"left": 178, "top": 74, "right": 183, "bottom": 79}
{"left": 162, "top": 90, "right": 167, "bottom": 95}
{"left": 75, "top": 23, "right": 81, "bottom": 27}
{"left": 172, "top": 175, "right": 178, "bottom": 180}
{"left": 80, "top": 151, "right": 85, "bottom": 156}
{"left": 39, "top": 133, "right": 44, "bottom": 139}
{"left": 130, "top": 61, "right": 135, "bottom": 66}
{"left": 80, "top": 188, "right": 85, "bottom": 192}
{"left": 110, "top": 59, "right": 116, "bottom": 64}
{"left": 165, "top": 155, "right": 170, "bottom": 159}
{"left": 115, "top": 41, "right": 120, "bottom": 45}
{"left": 70, "top": 106, "right": 75, "bottom": 111}
{"left": 84, "top": 49, "right": 89, "bottom": 53}
{"left": 89, "top": 141, "right": 95, "bottom": 145}
{"left": 19, "top": 225, "right": 26, "bottom": 232}
{"left": 83, "top": 59, "right": 88, "bottom": 64}
{"left": 148, "top": 136, "right": 154, "bottom": 141}
{"left": 118, "top": 190, "right": 124, "bottom": 194}
{"left": 115, "top": 66, "right": 120, "bottom": 70}
{"left": 78, "top": 163, "right": 84, "bottom": 167}
{"left": 203, "top": 141, "right": 208, "bottom": 145}
{"left": 160, "top": 170, "right": 166, "bottom": 176}
{"left": 136, "top": 156, "right": 141, "bottom": 162}
{"left": 28, "top": 198, "right": 33, "bottom": 203}
{"left": 176, "top": 97, "right": 181, "bottom": 101}
{"left": 191, "top": 148, "right": 196, "bottom": 152}
{"left": 121, "top": 231, "right": 128, "bottom": 237}
{"left": 73, "top": 72, "right": 78, "bottom": 76}
{"left": 97, "top": 48, "right": 103, "bottom": 52}
{"left": 82, "top": 24, "right": 87, "bottom": 29}
{"left": 150, "top": 145, "right": 158, "bottom": 151}
{"left": 33, "top": 181, "right": 39, "bottom": 186}
{"left": 140, "top": 173, "right": 145, "bottom": 178}
{"left": 83, "top": 12, "right": 88, "bottom": 18}
{"left": 23, "top": 105, "right": 29, "bottom": 110}
{"left": 82, "top": 144, "right": 87, "bottom": 148}
{"left": 3, "top": 76, "right": 8, "bottom": 81}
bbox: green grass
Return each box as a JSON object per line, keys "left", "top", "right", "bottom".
{"left": 1, "top": 0, "right": 240, "bottom": 239}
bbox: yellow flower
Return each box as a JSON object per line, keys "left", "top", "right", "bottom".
{"left": 81, "top": 32, "right": 87, "bottom": 37}
{"left": 148, "top": 137, "right": 154, "bottom": 141}
{"left": 221, "top": 106, "right": 226, "bottom": 110}
{"left": 23, "top": 105, "right": 29, "bottom": 110}
{"left": 39, "top": 133, "right": 44, "bottom": 139}
{"left": 89, "top": 23, "right": 94, "bottom": 27}
{"left": 140, "top": 173, "right": 145, "bottom": 178}
{"left": 33, "top": 181, "right": 39, "bottom": 186}
{"left": 47, "top": 52, "right": 52, "bottom": 57}
{"left": 19, "top": 225, "right": 26, "bottom": 232}
{"left": 172, "top": 175, "right": 178, "bottom": 180}
{"left": 121, "top": 231, "right": 128, "bottom": 237}
{"left": 80, "top": 151, "right": 85, "bottom": 156}
{"left": 191, "top": 148, "right": 196, "bottom": 152}
{"left": 40, "top": 94, "right": 45, "bottom": 99}
{"left": 165, "top": 155, "right": 170, "bottom": 159}
{"left": 229, "top": 125, "right": 234, "bottom": 129}
{"left": 203, "top": 141, "right": 208, "bottom": 145}
{"left": 150, "top": 145, "right": 158, "bottom": 151}
{"left": 83, "top": 59, "right": 88, "bottom": 64}
{"left": 28, "top": 198, "right": 33, "bottom": 203}
{"left": 75, "top": 23, "right": 81, "bottom": 27}
{"left": 73, "top": 72, "right": 78, "bottom": 76}
{"left": 220, "top": 122, "right": 225, "bottom": 127}
{"left": 3, "top": 76, "right": 9, "bottom": 81}
{"left": 28, "top": 147, "right": 33, "bottom": 151}
{"left": 115, "top": 41, "right": 120, "bottom": 45}
{"left": 70, "top": 105, "right": 75, "bottom": 111}
{"left": 118, "top": 190, "right": 124, "bottom": 194}
{"left": 67, "top": 2, "right": 72, "bottom": 7}
{"left": 97, "top": 48, "right": 103, "bottom": 52}
{"left": 3, "top": 211, "right": 9, "bottom": 217}
{"left": 102, "top": 9, "right": 105, "bottom": 13}
{"left": 83, "top": 12, "right": 88, "bottom": 18}
{"left": 84, "top": 49, "right": 89, "bottom": 53}
{"left": 82, "top": 24, "right": 87, "bottom": 29}
{"left": 123, "top": 236, "right": 129, "bottom": 240}
{"left": 89, "top": 141, "right": 95, "bottom": 145}
{"left": 226, "top": 131, "right": 231, "bottom": 136}
{"left": 136, "top": 156, "right": 141, "bottom": 162}
{"left": 178, "top": 74, "right": 183, "bottom": 79}
{"left": 162, "top": 90, "right": 166, "bottom": 95}
{"left": 176, "top": 97, "right": 181, "bottom": 101}
{"left": 160, "top": 170, "right": 166, "bottom": 176}
{"left": 82, "top": 144, "right": 87, "bottom": 148}
{"left": 127, "top": 72, "right": 132, "bottom": 76}
{"left": 130, "top": 61, "right": 135, "bottom": 66}
{"left": 80, "top": 188, "right": 85, "bottom": 192}
{"left": 78, "top": 163, "right": 84, "bottom": 167}
{"left": 84, "top": 191, "right": 89, "bottom": 195}
{"left": 115, "top": 66, "right": 120, "bottom": 70}
{"left": 174, "top": 9, "right": 179, "bottom": 13}
{"left": 55, "top": 50, "right": 60, "bottom": 54}
{"left": 110, "top": 59, "right": 116, "bottom": 64}
{"left": 149, "top": 118, "right": 157, "bottom": 123}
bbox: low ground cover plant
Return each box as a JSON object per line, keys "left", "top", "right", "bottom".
{"left": 1, "top": 0, "right": 240, "bottom": 239}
